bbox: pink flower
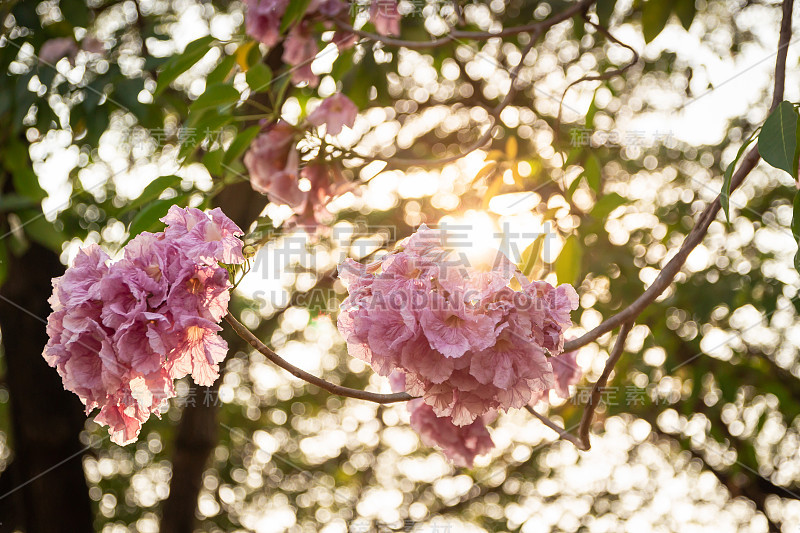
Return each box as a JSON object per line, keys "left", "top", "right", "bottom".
{"left": 337, "top": 224, "right": 579, "bottom": 454}
{"left": 244, "top": 123, "right": 306, "bottom": 208}
{"left": 162, "top": 206, "right": 245, "bottom": 265}
{"left": 419, "top": 297, "right": 496, "bottom": 359}
{"left": 307, "top": 93, "right": 358, "bottom": 135}
{"left": 245, "top": 0, "right": 289, "bottom": 46}
{"left": 370, "top": 0, "right": 401, "bottom": 36}
{"left": 550, "top": 349, "right": 581, "bottom": 399}
{"left": 43, "top": 206, "right": 245, "bottom": 444}
{"left": 39, "top": 38, "right": 78, "bottom": 65}
{"left": 282, "top": 22, "right": 319, "bottom": 87}
{"left": 408, "top": 399, "right": 494, "bottom": 468}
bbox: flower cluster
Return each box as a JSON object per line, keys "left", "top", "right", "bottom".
{"left": 43, "top": 206, "right": 245, "bottom": 445}
{"left": 246, "top": 0, "right": 400, "bottom": 85}
{"left": 246, "top": 0, "right": 400, "bottom": 87}
{"left": 338, "top": 225, "right": 580, "bottom": 465}
{"left": 243, "top": 93, "right": 357, "bottom": 228}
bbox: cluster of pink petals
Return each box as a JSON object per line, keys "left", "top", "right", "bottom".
{"left": 43, "top": 206, "right": 245, "bottom": 445}
{"left": 245, "top": 0, "right": 356, "bottom": 87}
{"left": 370, "top": 0, "right": 401, "bottom": 36}
{"left": 338, "top": 225, "right": 579, "bottom": 464}
{"left": 307, "top": 93, "right": 358, "bottom": 135}
{"left": 244, "top": 108, "right": 355, "bottom": 227}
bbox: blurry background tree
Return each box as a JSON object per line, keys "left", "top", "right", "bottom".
{"left": 1, "top": 0, "right": 800, "bottom": 532}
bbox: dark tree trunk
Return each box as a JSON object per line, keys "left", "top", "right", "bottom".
{"left": 0, "top": 241, "right": 93, "bottom": 532}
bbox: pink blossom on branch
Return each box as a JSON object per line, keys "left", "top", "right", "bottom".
{"left": 370, "top": 0, "right": 401, "bottom": 36}
{"left": 307, "top": 93, "right": 358, "bottom": 135}
{"left": 245, "top": 0, "right": 289, "bottom": 46}
{"left": 43, "top": 206, "right": 245, "bottom": 445}
{"left": 337, "top": 224, "right": 579, "bottom": 462}
{"left": 282, "top": 21, "right": 319, "bottom": 87}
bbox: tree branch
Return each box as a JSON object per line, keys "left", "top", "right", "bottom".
{"left": 332, "top": 0, "right": 596, "bottom": 50}
{"left": 578, "top": 320, "right": 632, "bottom": 448}
{"left": 223, "top": 313, "right": 412, "bottom": 403}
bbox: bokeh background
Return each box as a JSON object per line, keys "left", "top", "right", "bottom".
{"left": 1, "top": 0, "right": 800, "bottom": 532}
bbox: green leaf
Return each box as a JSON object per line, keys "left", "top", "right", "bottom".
{"left": 280, "top": 0, "right": 313, "bottom": 32}
{"left": 203, "top": 149, "right": 224, "bottom": 175}
{"left": 584, "top": 153, "right": 602, "bottom": 192}
{"left": 245, "top": 63, "right": 273, "bottom": 92}
{"left": 19, "top": 210, "right": 66, "bottom": 253}
{"left": 224, "top": 125, "right": 261, "bottom": 165}
{"left": 125, "top": 196, "right": 187, "bottom": 243}
{"left": 519, "top": 234, "right": 545, "bottom": 278}
{"left": 721, "top": 134, "right": 757, "bottom": 221}
{"left": 596, "top": 0, "right": 616, "bottom": 26}
{"left": 189, "top": 83, "right": 240, "bottom": 112}
{"left": 206, "top": 54, "right": 236, "bottom": 86}
{"left": 673, "top": 0, "right": 696, "bottom": 30}
{"left": 591, "top": 192, "right": 627, "bottom": 219}
{"left": 123, "top": 175, "right": 183, "bottom": 213}
{"left": 554, "top": 235, "right": 583, "bottom": 286}
{"left": 155, "top": 35, "right": 215, "bottom": 97}
{"left": 642, "top": 0, "right": 672, "bottom": 43}
{"left": 0, "top": 239, "right": 8, "bottom": 288}
{"left": 757, "top": 100, "right": 799, "bottom": 178}
{"left": 792, "top": 190, "right": 800, "bottom": 239}
{"left": 586, "top": 90, "right": 598, "bottom": 130}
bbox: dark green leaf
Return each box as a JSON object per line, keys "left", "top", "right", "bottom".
{"left": 280, "top": 0, "right": 313, "bottom": 32}
{"left": 596, "top": 0, "right": 616, "bottom": 26}
{"left": 642, "top": 0, "right": 672, "bottom": 43}
{"left": 125, "top": 196, "right": 187, "bottom": 243}
{"left": 246, "top": 63, "right": 273, "bottom": 92}
{"left": 757, "top": 101, "right": 799, "bottom": 178}
{"left": 189, "top": 83, "right": 240, "bottom": 112}
{"left": 206, "top": 54, "right": 236, "bottom": 86}
{"left": 155, "top": 36, "right": 215, "bottom": 97}
{"left": 123, "top": 175, "right": 183, "bottom": 213}
{"left": 792, "top": 190, "right": 800, "bottom": 239}
{"left": 203, "top": 149, "right": 224, "bottom": 175}
{"left": 673, "top": 0, "right": 696, "bottom": 30}
{"left": 19, "top": 210, "right": 66, "bottom": 252}
{"left": 721, "top": 135, "right": 756, "bottom": 221}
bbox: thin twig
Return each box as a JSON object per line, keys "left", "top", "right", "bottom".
{"left": 223, "top": 313, "right": 412, "bottom": 404}
{"left": 564, "top": 0, "right": 793, "bottom": 353}
{"left": 525, "top": 405, "right": 588, "bottom": 450}
{"left": 578, "top": 320, "right": 633, "bottom": 448}
{"left": 332, "top": 0, "right": 596, "bottom": 50}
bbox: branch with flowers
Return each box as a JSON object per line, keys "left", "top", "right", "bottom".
{"left": 39, "top": 0, "right": 800, "bottom": 474}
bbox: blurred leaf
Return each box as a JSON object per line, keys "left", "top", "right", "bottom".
{"left": 505, "top": 137, "right": 518, "bottom": 160}
{"left": 793, "top": 190, "right": 800, "bottom": 239}
{"left": 19, "top": 210, "right": 66, "bottom": 252}
{"left": 203, "top": 149, "right": 224, "bottom": 175}
{"left": 757, "top": 101, "right": 798, "bottom": 178}
{"left": 125, "top": 196, "right": 188, "bottom": 244}
{"left": 554, "top": 235, "right": 583, "bottom": 286}
{"left": 224, "top": 125, "right": 261, "bottom": 165}
{"left": 60, "top": 0, "right": 90, "bottom": 27}
{"left": 642, "top": 0, "right": 672, "bottom": 43}
{"left": 190, "top": 83, "right": 240, "bottom": 112}
{"left": 473, "top": 161, "right": 498, "bottom": 183}
{"left": 721, "top": 134, "right": 756, "bottom": 221}
{"left": 673, "top": 0, "right": 696, "bottom": 30}
{"left": 235, "top": 41, "right": 257, "bottom": 72}
{"left": 246, "top": 63, "right": 273, "bottom": 92}
{"left": 207, "top": 54, "right": 236, "bottom": 85}
{"left": 519, "top": 233, "right": 545, "bottom": 278}
{"left": 596, "top": 0, "right": 617, "bottom": 26}
{"left": 280, "top": 0, "right": 312, "bottom": 32}
{"left": 483, "top": 175, "right": 504, "bottom": 209}
{"left": 155, "top": 35, "right": 216, "bottom": 97}
{"left": 591, "top": 192, "right": 627, "bottom": 219}
{"left": 123, "top": 175, "right": 182, "bottom": 213}
{"left": 0, "top": 239, "right": 8, "bottom": 287}
{"left": 584, "top": 153, "right": 602, "bottom": 192}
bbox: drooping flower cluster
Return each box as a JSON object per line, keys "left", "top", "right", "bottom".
{"left": 43, "top": 206, "right": 245, "bottom": 445}
{"left": 338, "top": 225, "right": 579, "bottom": 465}
{"left": 244, "top": 93, "right": 357, "bottom": 227}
